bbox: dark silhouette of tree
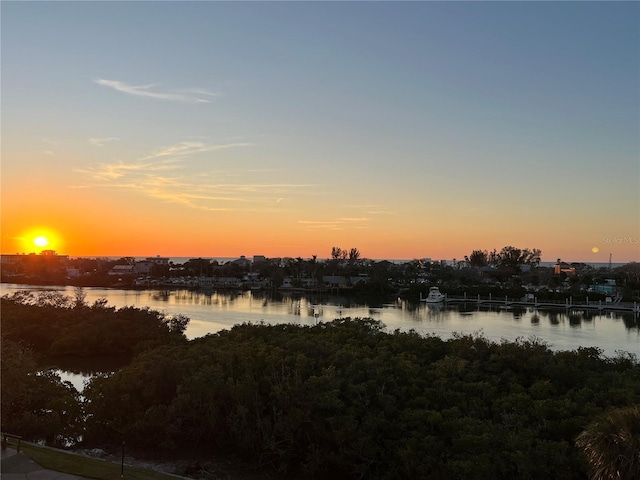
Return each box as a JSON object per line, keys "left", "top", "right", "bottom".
{"left": 183, "top": 258, "right": 212, "bottom": 276}
{"left": 309, "top": 254, "right": 318, "bottom": 286}
{"left": 575, "top": 405, "right": 640, "bottom": 480}
{"left": 468, "top": 250, "right": 489, "bottom": 267}
{"left": 488, "top": 248, "right": 499, "bottom": 266}
{"left": 1, "top": 337, "right": 82, "bottom": 446}
{"left": 488, "top": 246, "right": 543, "bottom": 274}
{"left": 165, "top": 313, "right": 190, "bottom": 335}
{"left": 524, "top": 248, "right": 542, "bottom": 266}
{"left": 497, "top": 246, "right": 523, "bottom": 273}
{"left": 73, "top": 286, "right": 87, "bottom": 309}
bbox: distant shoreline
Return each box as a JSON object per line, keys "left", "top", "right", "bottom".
{"left": 70, "top": 256, "right": 634, "bottom": 269}
{"left": 1, "top": 252, "right": 636, "bottom": 269}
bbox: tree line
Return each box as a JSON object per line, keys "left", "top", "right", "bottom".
{"left": 1, "top": 290, "right": 189, "bottom": 358}
{"left": 5, "top": 247, "right": 639, "bottom": 304}
{"left": 81, "top": 320, "right": 639, "bottom": 479}
{"left": 465, "top": 246, "right": 542, "bottom": 270}
{"left": 1, "top": 292, "right": 638, "bottom": 479}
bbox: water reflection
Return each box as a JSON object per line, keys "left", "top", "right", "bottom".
{"left": 41, "top": 356, "right": 128, "bottom": 393}
{"left": 623, "top": 313, "right": 640, "bottom": 329}
{"left": 2, "top": 283, "right": 638, "bottom": 357}
{"left": 55, "top": 369, "right": 95, "bottom": 393}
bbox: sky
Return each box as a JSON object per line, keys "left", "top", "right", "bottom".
{"left": 2, "top": 1, "right": 639, "bottom": 263}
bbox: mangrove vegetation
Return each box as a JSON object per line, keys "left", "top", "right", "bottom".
{"left": 1, "top": 291, "right": 639, "bottom": 479}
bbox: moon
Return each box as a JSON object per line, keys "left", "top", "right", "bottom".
{"left": 591, "top": 246, "right": 599, "bottom": 254}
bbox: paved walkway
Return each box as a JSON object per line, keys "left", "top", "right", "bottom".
{"left": 1, "top": 447, "right": 93, "bottom": 480}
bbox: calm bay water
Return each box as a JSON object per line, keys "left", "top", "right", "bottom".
{"left": 2, "top": 283, "right": 638, "bottom": 358}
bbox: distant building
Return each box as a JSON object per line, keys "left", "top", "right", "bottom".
{"left": 135, "top": 260, "right": 156, "bottom": 275}
{"left": 244, "top": 272, "right": 261, "bottom": 282}
{"left": 590, "top": 283, "right": 615, "bottom": 294}
{"left": 1, "top": 252, "right": 69, "bottom": 276}
{"left": 108, "top": 265, "right": 135, "bottom": 276}
{"left": 1, "top": 254, "right": 24, "bottom": 270}
{"left": 301, "top": 277, "right": 316, "bottom": 288}
{"left": 554, "top": 262, "right": 576, "bottom": 275}
{"left": 232, "top": 255, "right": 251, "bottom": 268}
{"left": 217, "top": 277, "right": 243, "bottom": 287}
{"left": 145, "top": 256, "right": 170, "bottom": 266}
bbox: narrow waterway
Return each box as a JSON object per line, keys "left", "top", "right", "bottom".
{"left": 3, "top": 284, "right": 638, "bottom": 359}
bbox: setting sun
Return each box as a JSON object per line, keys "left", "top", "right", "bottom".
{"left": 33, "top": 235, "right": 49, "bottom": 248}
{"left": 1, "top": 2, "right": 639, "bottom": 264}
{"left": 14, "top": 227, "right": 63, "bottom": 254}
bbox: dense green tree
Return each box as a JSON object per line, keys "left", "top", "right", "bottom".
{"left": 1, "top": 292, "right": 189, "bottom": 358}
{"left": 80, "top": 319, "right": 638, "bottom": 479}
{"left": 182, "top": 258, "right": 213, "bottom": 276}
{"left": 1, "top": 337, "right": 82, "bottom": 446}
{"left": 3, "top": 288, "right": 638, "bottom": 479}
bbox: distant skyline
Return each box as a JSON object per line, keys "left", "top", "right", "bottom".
{"left": 2, "top": 1, "right": 638, "bottom": 263}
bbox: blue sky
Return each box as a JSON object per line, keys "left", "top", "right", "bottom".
{"left": 2, "top": 1, "right": 639, "bottom": 261}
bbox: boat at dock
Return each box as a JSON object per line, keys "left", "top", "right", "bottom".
{"left": 421, "top": 286, "right": 446, "bottom": 303}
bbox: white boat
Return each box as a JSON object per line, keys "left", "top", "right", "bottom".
{"left": 421, "top": 286, "right": 446, "bottom": 303}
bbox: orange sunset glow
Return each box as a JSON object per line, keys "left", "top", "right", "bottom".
{"left": 12, "top": 227, "right": 63, "bottom": 255}
{"left": 1, "top": 2, "right": 638, "bottom": 264}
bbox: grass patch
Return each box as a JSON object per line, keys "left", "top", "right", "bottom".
{"left": 12, "top": 441, "right": 184, "bottom": 480}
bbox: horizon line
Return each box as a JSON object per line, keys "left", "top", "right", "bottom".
{"left": 1, "top": 252, "right": 636, "bottom": 265}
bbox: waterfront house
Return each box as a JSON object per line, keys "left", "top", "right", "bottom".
{"left": 554, "top": 262, "right": 576, "bottom": 276}
{"left": 108, "top": 265, "right": 135, "bottom": 276}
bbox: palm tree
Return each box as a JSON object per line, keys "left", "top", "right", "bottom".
{"left": 575, "top": 404, "right": 640, "bottom": 480}
{"left": 309, "top": 254, "right": 317, "bottom": 286}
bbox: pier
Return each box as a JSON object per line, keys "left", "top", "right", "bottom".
{"left": 435, "top": 294, "right": 640, "bottom": 314}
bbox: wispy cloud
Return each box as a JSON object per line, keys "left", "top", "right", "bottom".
{"left": 298, "top": 221, "right": 343, "bottom": 231}
{"left": 142, "top": 141, "right": 251, "bottom": 161}
{"left": 298, "top": 217, "right": 371, "bottom": 231}
{"left": 76, "top": 159, "right": 181, "bottom": 181}
{"left": 89, "top": 137, "right": 120, "bottom": 147}
{"left": 297, "top": 205, "right": 391, "bottom": 231}
{"left": 95, "top": 79, "right": 219, "bottom": 103}
{"left": 347, "top": 204, "right": 394, "bottom": 215}
{"left": 74, "top": 141, "right": 312, "bottom": 212}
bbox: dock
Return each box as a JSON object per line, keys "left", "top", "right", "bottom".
{"left": 433, "top": 294, "right": 639, "bottom": 313}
